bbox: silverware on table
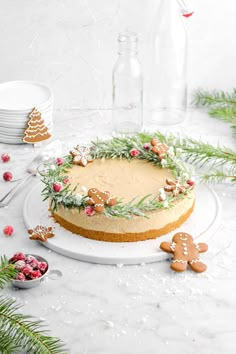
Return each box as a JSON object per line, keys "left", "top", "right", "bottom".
{"left": 0, "top": 140, "right": 62, "bottom": 207}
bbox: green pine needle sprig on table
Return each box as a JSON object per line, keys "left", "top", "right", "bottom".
{"left": 0, "top": 256, "right": 67, "bottom": 354}
{"left": 0, "top": 296, "right": 67, "bottom": 354}
{"left": 193, "top": 89, "right": 236, "bottom": 135}
{"left": 201, "top": 169, "right": 236, "bottom": 184}
{"left": 0, "top": 255, "right": 18, "bottom": 289}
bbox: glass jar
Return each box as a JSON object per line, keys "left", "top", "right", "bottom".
{"left": 147, "top": 0, "right": 189, "bottom": 125}
{"left": 112, "top": 31, "right": 143, "bottom": 134}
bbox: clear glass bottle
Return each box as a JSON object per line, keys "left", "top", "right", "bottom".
{"left": 147, "top": 0, "right": 189, "bottom": 125}
{"left": 112, "top": 31, "right": 143, "bottom": 134}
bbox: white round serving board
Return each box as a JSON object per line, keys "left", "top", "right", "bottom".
{"left": 23, "top": 183, "right": 222, "bottom": 265}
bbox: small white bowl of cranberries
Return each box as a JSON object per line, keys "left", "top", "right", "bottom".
{"left": 10, "top": 252, "right": 49, "bottom": 289}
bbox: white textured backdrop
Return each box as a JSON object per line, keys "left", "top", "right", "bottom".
{"left": 0, "top": 0, "right": 235, "bottom": 110}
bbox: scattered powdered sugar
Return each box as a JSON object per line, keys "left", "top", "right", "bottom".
{"left": 104, "top": 320, "right": 115, "bottom": 329}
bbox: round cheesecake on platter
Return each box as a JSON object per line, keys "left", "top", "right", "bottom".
{"left": 41, "top": 135, "right": 195, "bottom": 242}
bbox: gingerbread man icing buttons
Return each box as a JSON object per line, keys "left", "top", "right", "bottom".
{"left": 150, "top": 138, "right": 169, "bottom": 160}
{"left": 87, "top": 188, "right": 117, "bottom": 213}
{"left": 160, "top": 232, "right": 208, "bottom": 273}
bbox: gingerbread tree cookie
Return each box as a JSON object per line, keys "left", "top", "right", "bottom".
{"left": 23, "top": 107, "right": 51, "bottom": 143}
{"left": 87, "top": 188, "right": 117, "bottom": 213}
{"left": 160, "top": 232, "right": 208, "bottom": 273}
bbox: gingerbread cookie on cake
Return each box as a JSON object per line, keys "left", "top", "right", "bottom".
{"left": 41, "top": 134, "right": 195, "bottom": 242}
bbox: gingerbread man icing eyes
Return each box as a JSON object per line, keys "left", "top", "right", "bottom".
{"left": 160, "top": 232, "right": 208, "bottom": 273}
{"left": 87, "top": 188, "right": 117, "bottom": 213}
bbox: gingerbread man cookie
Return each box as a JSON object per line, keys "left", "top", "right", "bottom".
{"left": 150, "top": 138, "right": 169, "bottom": 160}
{"left": 160, "top": 232, "right": 208, "bottom": 273}
{"left": 87, "top": 188, "right": 117, "bottom": 213}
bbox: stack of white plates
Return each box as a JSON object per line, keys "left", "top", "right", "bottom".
{"left": 0, "top": 81, "right": 53, "bottom": 144}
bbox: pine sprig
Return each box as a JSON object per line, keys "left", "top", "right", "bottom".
{"left": 193, "top": 89, "right": 236, "bottom": 135}
{"left": 0, "top": 296, "right": 67, "bottom": 354}
{"left": 0, "top": 255, "right": 18, "bottom": 289}
{"left": 194, "top": 89, "right": 236, "bottom": 106}
{"left": 176, "top": 138, "right": 236, "bottom": 168}
{"left": 138, "top": 132, "right": 236, "bottom": 166}
{"left": 0, "top": 329, "right": 22, "bottom": 353}
{"left": 137, "top": 132, "right": 236, "bottom": 184}
{"left": 201, "top": 170, "right": 236, "bottom": 184}
{"left": 103, "top": 191, "right": 192, "bottom": 219}
{"left": 92, "top": 136, "right": 162, "bottom": 167}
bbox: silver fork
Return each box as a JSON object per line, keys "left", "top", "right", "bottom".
{"left": 0, "top": 140, "right": 62, "bottom": 207}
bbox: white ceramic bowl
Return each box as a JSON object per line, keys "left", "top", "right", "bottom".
{"left": 11, "top": 254, "right": 49, "bottom": 289}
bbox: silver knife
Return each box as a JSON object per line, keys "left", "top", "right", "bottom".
{"left": 0, "top": 140, "right": 62, "bottom": 207}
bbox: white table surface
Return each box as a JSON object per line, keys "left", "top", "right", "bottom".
{"left": 0, "top": 109, "right": 236, "bottom": 354}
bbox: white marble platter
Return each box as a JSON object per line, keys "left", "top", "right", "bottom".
{"left": 23, "top": 182, "right": 222, "bottom": 265}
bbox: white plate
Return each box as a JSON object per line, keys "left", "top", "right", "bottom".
{"left": 23, "top": 182, "right": 222, "bottom": 265}
{"left": 0, "top": 125, "right": 53, "bottom": 144}
{"left": 0, "top": 120, "right": 53, "bottom": 132}
{"left": 0, "top": 124, "right": 53, "bottom": 138}
{"left": 0, "top": 81, "right": 53, "bottom": 111}
{"left": 0, "top": 114, "right": 53, "bottom": 129}
{"left": 0, "top": 102, "right": 54, "bottom": 117}
{"left": 0, "top": 106, "right": 53, "bottom": 120}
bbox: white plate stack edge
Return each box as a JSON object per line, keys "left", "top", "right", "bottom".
{"left": 0, "top": 81, "right": 54, "bottom": 144}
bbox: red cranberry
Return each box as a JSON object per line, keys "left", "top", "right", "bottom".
{"left": 30, "top": 270, "right": 42, "bottom": 279}
{"left": 56, "top": 157, "right": 64, "bottom": 166}
{"left": 3, "top": 172, "right": 13, "bottom": 182}
{"left": 3, "top": 225, "right": 14, "bottom": 236}
{"left": 1, "top": 153, "right": 10, "bottom": 163}
{"left": 53, "top": 183, "right": 62, "bottom": 192}
{"left": 11, "top": 252, "right": 26, "bottom": 262}
{"left": 38, "top": 261, "right": 48, "bottom": 274}
{"left": 16, "top": 273, "right": 26, "bottom": 281}
{"left": 22, "top": 265, "right": 33, "bottom": 276}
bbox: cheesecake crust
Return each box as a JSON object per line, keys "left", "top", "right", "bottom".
{"left": 52, "top": 200, "right": 195, "bottom": 242}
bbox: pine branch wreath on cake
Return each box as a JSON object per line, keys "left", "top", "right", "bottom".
{"left": 40, "top": 134, "right": 195, "bottom": 242}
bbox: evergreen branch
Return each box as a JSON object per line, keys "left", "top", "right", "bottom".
{"left": 194, "top": 89, "right": 236, "bottom": 107}
{"left": 103, "top": 191, "right": 192, "bottom": 219}
{"left": 193, "top": 89, "right": 236, "bottom": 135}
{"left": 0, "top": 256, "right": 18, "bottom": 289}
{"left": 179, "top": 139, "right": 236, "bottom": 168}
{"left": 137, "top": 132, "right": 236, "bottom": 185}
{"left": 138, "top": 132, "right": 236, "bottom": 168}
{"left": 0, "top": 330, "right": 22, "bottom": 353}
{"left": 0, "top": 296, "right": 67, "bottom": 354}
{"left": 208, "top": 106, "right": 236, "bottom": 121}
{"left": 201, "top": 170, "right": 236, "bottom": 184}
